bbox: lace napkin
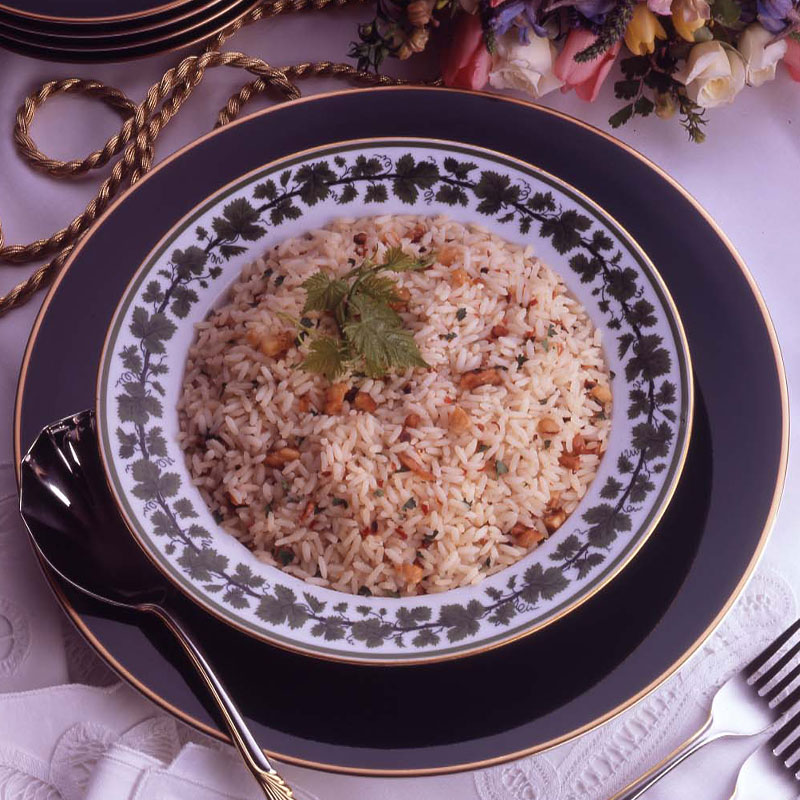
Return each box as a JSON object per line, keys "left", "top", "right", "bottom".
{"left": 1, "top": 459, "right": 796, "bottom": 800}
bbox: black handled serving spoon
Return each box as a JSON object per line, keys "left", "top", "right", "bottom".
{"left": 19, "top": 410, "right": 294, "bottom": 800}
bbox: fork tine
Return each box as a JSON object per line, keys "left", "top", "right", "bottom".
{"left": 756, "top": 637, "right": 800, "bottom": 689}
{"left": 764, "top": 661, "right": 800, "bottom": 703}
{"left": 769, "top": 710, "right": 800, "bottom": 750}
{"left": 746, "top": 619, "right": 800, "bottom": 678}
{"left": 774, "top": 680, "right": 800, "bottom": 716}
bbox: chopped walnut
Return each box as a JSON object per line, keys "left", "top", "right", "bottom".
{"left": 450, "top": 268, "right": 470, "bottom": 288}
{"left": 400, "top": 563, "right": 424, "bottom": 584}
{"left": 558, "top": 453, "right": 581, "bottom": 471}
{"left": 246, "top": 328, "right": 293, "bottom": 358}
{"left": 544, "top": 509, "right": 567, "bottom": 532}
{"left": 297, "top": 396, "right": 310, "bottom": 413}
{"left": 398, "top": 450, "right": 435, "bottom": 481}
{"left": 409, "top": 223, "right": 427, "bottom": 243}
{"left": 590, "top": 384, "right": 612, "bottom": 404}
{"left": 437, "top": 245, "right": 460, "bottom": 267}
{"left": 389, "top": 286, "right": 412, "bottom": 311}
{"left": 490, "top": 324, "right": 509, "bottom": 339}
{"left": 353, "top": 232, "right": 367, "bottom": 245}
{"left": 265, "top": 447, "right": 301, "bottom": 467}
{"left": 460, "top": 368, "right": 503, "bottom": 391}
{"left": 536, "top": 417, "right": 560, "bottom": 435}
{"left": 354, "top": 392, "right": 377, "bottom": 413}
{"left": 449, "top": 405, "right": 471, "bottom": 435}
{"left": 300, "top": 501, "right": 315, "bottom": 523}
{"left": 404, "top": 412, "right": 422, "bottom": 429}
{"left": 510, "top": 522, "right": 546, "bottom": 548}
{"left": 323, "top": 383, "right": 348, "bottom": 414}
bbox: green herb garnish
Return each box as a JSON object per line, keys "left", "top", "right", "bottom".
{"left": 374, "top": 488, "right": 385, "bottom": 497}
{"left": 331, "top": 497, "right": 348, "bottom": 508}
{"left": 402, "top": 497, "right": 417, "bottom": 511}
{"left": 276, "top": 548, "right": 294, "bottom": 566}
{"left": 456, "top": 307, "right": 467, "bottom": 321}
{"left": 477, "top": 443, "right": 490, "bottom": 453}
{"left": 495, "top": 460, "right": 509, "bottom": 476}
{"left": 544, "top": 439, "right": 552, "bottom": 449}
{"left": 293, "top": 247, "right": 432, "bottom": 379}
{"left": 440, "top": 332, "right": 457, "bottom": 341}
{"left": 212, "top": 509, "right": 224, "bottom": 524}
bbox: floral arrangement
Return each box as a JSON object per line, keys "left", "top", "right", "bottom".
{"left": 350, "top": 0, "right": 800, "bottom": 141}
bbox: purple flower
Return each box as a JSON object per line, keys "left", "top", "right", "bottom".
{"left": 490, "top": 0, "right": 549, "bottom": 40}
{"left": 757, "top": 0, "right": 794, "bottom": 32}
{"left": 572, "top": 0, "right": 615, "bottom": 22}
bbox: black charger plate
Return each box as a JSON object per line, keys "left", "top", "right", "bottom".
{"left": 14, "top": 88, "right": 787, "bottom": 775}
{"left": 0, "top": 0, "right": 203, "bottom": 23}
{"left": 0, "top": 0, "right": 255, "bottom": 61}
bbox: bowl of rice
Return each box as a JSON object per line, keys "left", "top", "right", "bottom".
{"left": 97, "top": 139, "right": 692, "bottom": 664}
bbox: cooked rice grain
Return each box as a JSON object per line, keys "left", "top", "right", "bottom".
{"left": 177, "top": 215, "right": 611, "bottom": 596}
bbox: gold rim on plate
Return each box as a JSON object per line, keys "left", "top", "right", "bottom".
{"left": 13, "top": 87, "right": 789, "bottom": 776}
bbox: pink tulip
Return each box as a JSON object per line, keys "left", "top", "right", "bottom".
{"left": 441, "top": 12, "right": 492, "bottom": 90}
{"left": 784, "top": 37, "right": 800, "bottom": 82}
{"left": 553, "top": 29, "right": 621, "bottom": 102}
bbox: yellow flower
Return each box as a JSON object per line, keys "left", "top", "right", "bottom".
{"left": 624, "top": 4, "right": 667, "bottom": 56}
{"left": 672, "top": 9, "right": 705, "bottom": 40}
{"left": 672, "top": 0, "right": 709, "bottom": 41}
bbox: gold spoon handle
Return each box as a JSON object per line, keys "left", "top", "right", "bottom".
{"left": 142, "top": 603, "right": 294, "bottom": 799}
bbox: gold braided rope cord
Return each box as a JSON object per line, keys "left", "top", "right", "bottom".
{"left": 0, "top": 0, "right": 437, "bottom": 318}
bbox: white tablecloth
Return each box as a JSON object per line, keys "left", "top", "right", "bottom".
{"left": 1, "top": 11, "right": 800, "bottom": 798}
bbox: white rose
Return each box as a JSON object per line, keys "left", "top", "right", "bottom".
{"left": 738, "top": 23, "right": 787, "bottom": 86}
{"left": 488, "top": 32, "right": 563, "bottom": 99}
{"left": 677, "top": 41, "right": 746, "bottom": 108}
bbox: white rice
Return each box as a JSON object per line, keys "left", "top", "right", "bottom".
{"left": 177, "top": 215, "right": 611, "bottom": 597}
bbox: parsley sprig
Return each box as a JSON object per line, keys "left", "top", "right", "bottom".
{"left": 295, "top": 247, "right": 433, "bottom": 380}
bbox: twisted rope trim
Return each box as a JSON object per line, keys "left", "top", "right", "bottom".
{"left": 0, "top": 0, "right": 438, "bottom": 318}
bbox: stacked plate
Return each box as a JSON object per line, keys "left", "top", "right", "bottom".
{"left": 15, "top": 88, "right": 787, "bottom": 775}
{"left": 0, "top": 0, "right": 259, "bottom": 61}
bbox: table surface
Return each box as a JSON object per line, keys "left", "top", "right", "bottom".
{"left": 1, "top": 10, "right": 800, "bottom": 799}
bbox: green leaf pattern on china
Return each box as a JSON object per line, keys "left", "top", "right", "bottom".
{"left": 112, "top": 149, "right": 679, "bottom": 650}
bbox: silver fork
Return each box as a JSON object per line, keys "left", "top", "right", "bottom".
{"left": 610, "top": 619, "right": 800, "bottom": 800}
{"left": 730, "top": 708, "right": 800, "bottom": 799}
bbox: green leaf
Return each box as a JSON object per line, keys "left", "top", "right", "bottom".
{"left": 344, "top": 301, "right": 428, "bottom": 377}
{"left": 550, "top": 534, "right": 581, "bottom": 562}
{"left": 269, "top": 199, "right": 302, "bottom": 225}
{"left": 130, "top": 459, "right": 180, "bottom": 501}
{"left": 628, "top": 387, "right": 650, "bottom": 420}
{"left": 489, "top": 601, "right": 517, "bottom": 626}
{"left": 607, "top": 267, "right": 639, "bottom": 302}
{"left": 170, "top": 286, "right": 199, "bottom": 319}
{"left": 296, "top": 162, "right": 337, "bottom": 206}
{"left": 609, "top": 103, "right": 635, "bottom": 129}
{"left": 301, "top": 336, "right": 348, "bottom": 380}
{"left": 212, "top": 198, "right": 265, "bottom": 242}
{"left": 634, "top": 96, "right": 655, "bottom": 117}
{"left": 177, "top": 546, "right": 229, "bottom": 582}
{"left": 151, "top": 510, "right": 174, "bottom": 536}
{"left": 223, "top": 588, "right": 249, "bottom": 609}
{"left": 526, "top": 192, "right": 556, "bottom": 212}
{"left": 311, "top": 619, "right": 346, "bottom": 640}
{"left": 618, "top": 454, "right": 634, "bottom": 473}
{"left": 625, "top": 334, "right": 672, "bottom": 382}
{"left": 626, "top": 299, "right": 657, "bottom": 328}
{"left": 173, "top": 498, "right": 198, "bottom": 518}
{"left": 632, "top": 421, "right": 674, "bottom": 460}
{"left": 117, "top": 382, "right": 162, "bottom": 426}
{"left": 381, "top": 247, "right": 431, "bottom": 273}
{"left": 338, "top": 184, "right": 358, "bottom": 204}
{"left": 435, "top": 184, "right": 468, "bottom": 206}
{"left": 352, "top": 155, "right": 383, "bottom": 177}
{"left": 358, "top": 274, "right": 399, "bottom": 305}
{"left": 279, "top": 170, "right": 292, "bottom": 187}
{"left": 172, "top": 246, "right": 207, "bottom": 278}
{"left": 301, "top": 271, "right": 348, "bottom": 313}
{"left": 583, "top": 503, "right": 633, "bottom": 548}
{"left": 412, "top": 629, "right": 440, "bottom": 647}
{"left": 576, "top": 551, "right": 606, "bottom": 579}
{"left": 442, "top": 157, "right": 477, "bottom": 179}
{"left": 630, "top": 474, "right": 656, "bottom": 503}
{"left": 186, "top": 524, "right": 211, "bottom": 540}
{"left": 303, "top": 592, "right": 326, "bottom": 614}
{"left": 591, "top": 230, "right": 614, "bottom": 251}
{"left": 615, "top": 79, "right": 641, "bottom": 100}
{"left": 142, "top": 280, "right": 164, "bottom": 304}
{"left": 600, "top": 476, "right": 624, "bottom": 499}
{"left": 146, "top": 427, "right": 168, "bottom": 457}
{"left": 256, "top": 585, "right": 309, "bottom": 629}
{"left": 396, "top": 606, "right": 432, "bottom": 628}
{"left": 539, "top": 210, "right": 591, "bottom": 254}
{"left": 351, "top": 618, "right": 394, "bottom": 648}
{"left": 364, "top": 184, "right": 388, "bottom": 203}
{"left": 712, "top": 0, "right": 741, "bottom": 25}
{"left": 474, "top": 171, "right": 520, "bottom": 215}
{"left": 438, "top": 600, "right": 484, "bottom": 642}
{"left": 569, "top": 253, "right": 603, "bottom": 284}
{"left": 120, "top": 345, "right": 143, "bottom": 374}
{"left": 656, "top": 381, "right": 677, "bottom": 406}
{"left": 130, "top": 307, "right": 176, "bottom": 355}
{"left": 617, "top": 333, "right": 635, "bottom": 359}
{"left": 393, "top": 154, "right": 439, "bottom": 204}
{"left": 219, "top": 244, "right": 247, "bottom": 260}
{"left": 253, "top": 180, "right": 277, "bottom": 200}
{"left": 116, "top": 427, "right": 138, "bottom": 459}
